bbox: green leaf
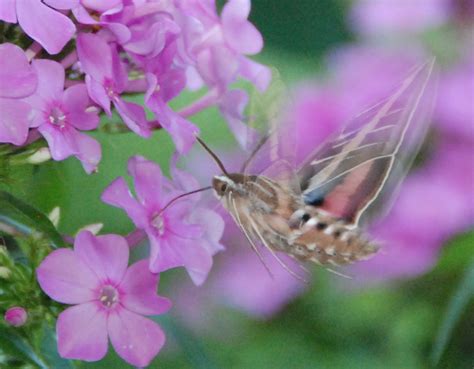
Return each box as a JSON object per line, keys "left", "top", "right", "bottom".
{"left": 39, "top": 325, "right": 75, "bottom": 369}
{"left": 160, "top": 316, "right": 220, "bottom": 369}
{"left": 0, "top": 191, "right": 65, "bottom": 248}
{"left": 430, "top": 260, "right": 474, "bottom": 366}
{"left": 0, "top": 329, "right": 49, "bottom": 369}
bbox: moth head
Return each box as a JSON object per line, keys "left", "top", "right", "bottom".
{"left": 212, "top": 175, "right": 234, "bottom": 197}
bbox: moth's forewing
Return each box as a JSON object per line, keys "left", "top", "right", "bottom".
{"left": 298, "top": 60, "right": 436, "bottom": 226}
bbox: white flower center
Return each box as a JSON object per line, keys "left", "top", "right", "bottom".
{"left": 48, "top": 106, "right": 67, "bottom": 127}
{"left": 99, "top": 285, "right": 119, "bottom": 308}
{"left": 151, "top": 214, "right": 165, "bottom": 236}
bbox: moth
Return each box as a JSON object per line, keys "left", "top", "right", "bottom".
{"left": 196, "top": 60, "right": 436, "bottom": 278}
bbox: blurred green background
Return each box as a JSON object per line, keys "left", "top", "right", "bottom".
{"left": 1, "top": 0, "right": 473, "bottom": 368}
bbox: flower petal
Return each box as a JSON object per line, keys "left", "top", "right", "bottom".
{"left": 147, "top": 97, "right": 198, "bottom": 154}
{"left": 0, "top": 0, "right": 16, "bottom": 23}
{"left": 0, "top": 43, "right": 37, "bottom": 98}
{"left": 178, "top": 239, "right": 213, "bottom": 286}
{"left": 101, "top": 177, "right": 149, "bottom": 228}
{"left": 62, "top": 84, "right": 89, "bottom": 112}
{"left": 36, "top": 248, "right": 98, "bottom": 304}
{"left": 16, "top": 0, "right": 75, "bottom": 54}
{"left": 239, "top": 57, "right": 272, "bottom": 92}
{"left": 127, "top": 155, "right": 164, "bottom": 209}
{"left": 44, "top": 0, "right": 79, "bottom": 10}
{"left": 148, "top": 237, "right": 182, "bottom": 273}
{"left": 113, "top": 98, "right": 151, "bottom": 138}
{"left": 108, "top": 308, "right": 165, "bottom": 367}
{"left": 85, "top": 76, "right": 111, "bottom": 114}
{"left": 119, "top": 260, "right": 172, "bottom": 316}
{"left": 188, "top": 208, "right": 225, "bottom": 255}
{"left": 77, "top": 33, "right": 113, "bottom": 82}
{"left": 31, "top": 59, "right": 65, "bottom": 102}
{"left": 69, "top": 129, "right": 102, "bottom": 173}
{"left": 75, "top": 231, "right": 129, "bottom": 284}
{"left": 0, "top": 98, "right": 32, "bottom": 145}
{"left": 222, "top": 0, "right": 263, "bottom": 55}
{"left": 38, "top": 124, "right": 77, "bottom": 161}
{"left": 57, "top": 303, "right": 108, "bottom": 361}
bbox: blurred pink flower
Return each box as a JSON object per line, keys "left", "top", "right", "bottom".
{"left": 37, "top": 231, "right": 171, "bottom": 367}
{"left": 101, "top": 156, "right": 223, "bottom": 285}
{"left": 4, "top": 306, "right": 28, "bottom": 327}
{"left": 76, "top": 33, "right": 151, "bottom": 137}
{"left": 350, "top": 0, "right": 450, "bottom": 35}
{"left": 436, "top": 56, "right": 474, "bottom": 141}
{"left": 0, "top": 0, "right": 76, "bottom": 54}
{"left": 0, "top": 43, "right": 37, "bottom": 145}
{"left": 23, "top": 59, "right": 101, "bottom": 173}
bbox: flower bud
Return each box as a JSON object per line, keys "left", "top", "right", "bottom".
{"left": 26, "top": 147, "right": 52, "bottom": 164}
{"left": 4, "top": 307, "right": 28, "bottom": 327}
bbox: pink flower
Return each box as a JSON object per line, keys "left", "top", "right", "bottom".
{"left": 0, "top": 0, "right": 77, "bottom": 54}
{"left": 4, "top": 306, "right": 28, "bottom": 327}
{"left": 23, "top": 59, "right": 101, "bottom": 173}
{"left": 76, "top": 32, "right": 151, "bottom": 138}
{"left": 36, "top": 231, "right": 171, "bottom": 367}
{"left": 435, "top": 56, "right": 474, "bottom": 142}
{"left": 176, "top": 0, "right": 271, "bottom": 93}
{"left": 101, "top": 156, "right": 223, "bottom": 285}
{"left": 0, "top": 43, "right": 37, "bottom": 145}
{"left": 350, "top": 0, "right": 449, "bottom": 36}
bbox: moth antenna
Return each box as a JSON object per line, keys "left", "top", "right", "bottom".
{"left": 195, "top": 136, "right": 229, "bottom": 176}
{"left": 157, "top": 186, "right": 213, "bottom": 217}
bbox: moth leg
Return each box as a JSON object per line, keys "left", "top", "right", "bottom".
{"left": 247, "top": 216, "right": 308, "bottom": 283}
{"left": 229, "top": 195, "right": 274, "bottom": 279}
{"left": 325, "top": 267, "right": 353, "bottom": 280}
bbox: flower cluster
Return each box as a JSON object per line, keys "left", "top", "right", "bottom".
{"left": 1, "top": 0, "right": 267, "bottom": 366}
{"left": 0, "top": 0, "right": 270, "bottom": 171}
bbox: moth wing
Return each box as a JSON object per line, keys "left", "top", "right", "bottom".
{"left": 299, "top": 59, "right": 436, "bottom": 226}
{"left": 242, "top": 69, "right": 300, "bottom": 192}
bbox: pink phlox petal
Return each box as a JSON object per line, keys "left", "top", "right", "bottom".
{"left": 36, "top": 248, "right": 98, "bottom": 304}
{"left": 221, "top": 0, "right": 263, "bottom": 55}
{"left": 72, "top": 130, "right": 102, "bottom": 174}
{"left": 57, "top": 303, "right": 108, "bottom": 362}
{"left": 124, "top": 15, "right": 180, "bottom": 57}
{"left": 0, "top": 0, "right": 16, "bottom": 23}
{"left": 146, "top": 96, "right": 199, "bottom": 154}
{"left": 38, "top": 124, "right": 80, "bottom": 161}
{"left": 196, "top": 46, "right": 239, "bottom": 92}
{"left": 77, "top": 33, "right": 113, "bottom": 83}
{"left": 218, "top": 89, "right": 259, "bottom": 149}
{"left": 113, "top": 98, "right": 152, "bottom": 137}
{"left": 0, "top": 98, "right": 33, "bottom": 145}
{"left": 62, "top": 84, "right": 100, "bottom": 131}
{"left": 16, "top": 0, "right": 75, "bottom": 54}
{"left": 75, "top": 231, "right": 129, "bottom": 284}
{"left": 107, "top": 308, "right": 165, "bottom": 367}
{"left": 119, "top": 260, "right": 172, "bottom": 315}
{"left": 187, "top": 207, "right": 225, "bottom": 255}
{"left": 0, "top": 43, "right": 38, "bottom": 98}
{"left": 44, "top": 0, "right": 79, "bottom": 10}
{"left": 127, "top": 155, "right": 166, "bottom": 210}
{"left": 85, "top": 76, "right": 112, "bottom": 114}
{"left": 239, "top": 57, "right": 272, "bottom": 92}
{"left": 81, "top": 0, "right": 123, "bottom": 12}
{"left": 101, "top": 177, "right": 149, "bottom": 229}
{"left": 31, "top": 59, "right": 65, "bottom": 102}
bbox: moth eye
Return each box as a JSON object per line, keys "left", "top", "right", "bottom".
{"left": 220, "top": 183, "right": 228, "bottom": 192}
{"left": 301, "top": 213, "right": 311, "bottom": 222}
{"left": 316, "top": 222, "right": 327, "bottom": 230}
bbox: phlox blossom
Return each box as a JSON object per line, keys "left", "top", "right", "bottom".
{"left": 37, "top": 231, "right": 171, "bottom": 367}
